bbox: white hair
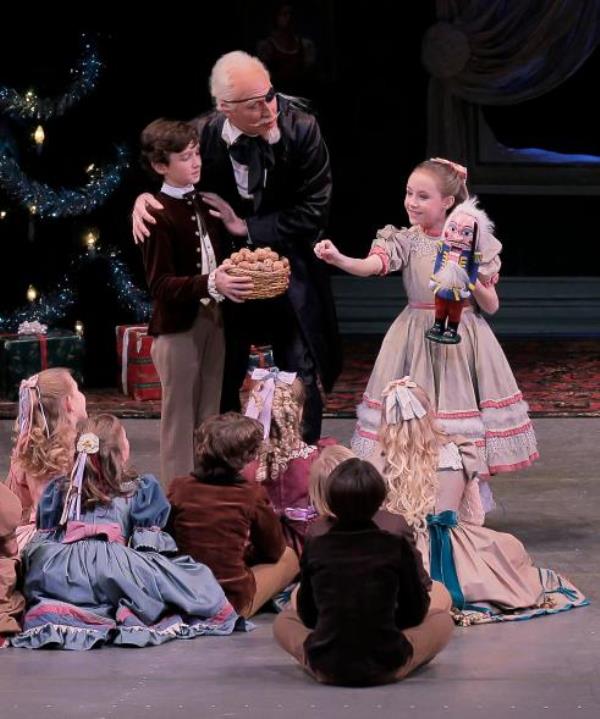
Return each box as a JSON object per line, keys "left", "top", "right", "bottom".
{"left": 209, "top": 51, "right": 271, "bottom": 109}
{"left": 446, "top": 196, "right": 496, "bottom": 255}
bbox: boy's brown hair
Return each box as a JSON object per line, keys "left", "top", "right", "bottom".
{"left": 140, "top": 118, "right": 199, "bottom": 177}
{"left": 194, "top": 412, "right": 264, "bottom": 476}
{"left": 325, "top": 458, "right": 387, "bottom": 525}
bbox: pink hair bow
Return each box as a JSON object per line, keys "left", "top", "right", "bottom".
{"left": 16, "top": 374, "right": 49, "bottom": 453}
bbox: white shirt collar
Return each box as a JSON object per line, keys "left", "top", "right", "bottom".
{"left": 160, "top": 182, "right": 195, "bottom": 200}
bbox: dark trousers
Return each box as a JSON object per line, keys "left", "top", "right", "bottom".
{"left": 221, "top": 296, "right": 323, "bottom": 443}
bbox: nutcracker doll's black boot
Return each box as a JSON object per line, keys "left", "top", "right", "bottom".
{"left": 425, "top": 318, "right": 446, "bottom": 343}
{"left": 441, "top": 321, "right": 461, "bottom": 344}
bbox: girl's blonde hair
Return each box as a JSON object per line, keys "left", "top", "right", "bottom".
{"left": 13, "top": 368, "right": 79, "bottom": 480}
{"left": 308, "top": 444, "right": 355, "bottom": 517}
{"left": 65, "top": 414, "right": 138, "bottom": 509}
{"left": 254, "top": 378, "right": 307, "bottom": 483}
{"left": 379, "top": 383, "right": 446, "bottom": 531}
{"left": 414, "top": 158, "right": 469, "bottom": 210}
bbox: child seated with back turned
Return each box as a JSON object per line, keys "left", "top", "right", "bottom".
{"left": 273, "top": 457, "right": 453, "bottom": 686}
{"left": 168, "top": 412, "right": 299, "bottom": 617}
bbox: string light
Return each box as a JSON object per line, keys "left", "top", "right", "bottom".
{"left": 0, "top": 36, "right": 102, "bottom": 121}
{"left": 0, "top": 145, "right": 129, "bottom": 218}
{"left": 0, "top": 247, "right": 150, "bottom": 331}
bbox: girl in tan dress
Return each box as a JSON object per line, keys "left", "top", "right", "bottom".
{"left": 370, "top": 377, "right": 586, "bottom": 625}
{"left": 315, "top": 158, "right": 538, "bottom": 496}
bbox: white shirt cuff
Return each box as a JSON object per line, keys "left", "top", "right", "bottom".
{"left": 208, "top": 270, "right": 225, "bottom": 302}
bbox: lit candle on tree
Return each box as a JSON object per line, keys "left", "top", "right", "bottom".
{"left": 84, "top": 229, "right": 99, "bottom": 252}
{"left": 26, "top": 285, "right": 38, "bottom": 303}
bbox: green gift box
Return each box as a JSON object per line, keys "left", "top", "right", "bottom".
{"left": 0, "top": 330, "right": 85, "bottom": 401}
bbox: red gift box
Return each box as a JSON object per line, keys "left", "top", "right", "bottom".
{"left": 241, "top": 344, "right": 275, "bottom": 392}
{"left": 116, "top": 325, "right": 161, "bottom": 401}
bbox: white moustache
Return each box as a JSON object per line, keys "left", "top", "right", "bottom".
{"left": 252, "top": 112, "right": 280, "bottom": 127}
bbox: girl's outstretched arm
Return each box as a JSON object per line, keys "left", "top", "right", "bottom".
{"left": 314, "top": 239, "right": 382, "bottom": 277}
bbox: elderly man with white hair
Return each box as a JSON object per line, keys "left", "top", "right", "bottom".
{"left": 133, "top": 50, "right": 340, "bottom": 443}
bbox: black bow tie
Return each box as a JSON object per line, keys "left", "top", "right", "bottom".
{"left": 228, "top": 135, "right": 275, "bottom": 209}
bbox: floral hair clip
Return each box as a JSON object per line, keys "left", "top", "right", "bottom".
{"left": 76, "top": 432, "right": 100, "bottom": 454}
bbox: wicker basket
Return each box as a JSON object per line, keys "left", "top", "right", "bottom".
{"left": 227, "top": 266, "right": 290, "bottom": 300}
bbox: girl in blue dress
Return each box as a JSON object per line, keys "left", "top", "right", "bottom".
{"left": 12, "top": 414, "right": 239, "bottom": 650}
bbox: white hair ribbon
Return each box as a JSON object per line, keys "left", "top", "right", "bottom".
{"left": 59, "top": 432, "right": 100, "bottom": 525}
{"left": 244, "top": 367, "right": 297, "bottom": 439}
{"left": 382, "top": 377, "right": 427, "bottom": 424}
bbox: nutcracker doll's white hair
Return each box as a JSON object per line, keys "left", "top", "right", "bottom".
{"left": 447, "top": 196, "right": 496, "bottom": 254}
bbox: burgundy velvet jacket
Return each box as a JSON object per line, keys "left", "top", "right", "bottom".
{"left": 141, "top": 192, "right": 235, "bottom": 336}
{"left": 167, "top": 469, "right": 287, "bottom": 614}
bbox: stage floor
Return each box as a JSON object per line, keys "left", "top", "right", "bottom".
{"left": 1, "top": 417, "right": 599, "bottom": 719}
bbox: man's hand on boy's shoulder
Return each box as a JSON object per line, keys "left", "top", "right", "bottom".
{"left": 201, "top": 192, "right": 248, "bottom": 238}
{"left": 132, "top": 193, "right": 164, "bottom": 244}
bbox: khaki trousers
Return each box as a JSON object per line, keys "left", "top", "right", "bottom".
{"left": 151, "top": 304, "right": 224, "bottom": 487}
{"left": 242, "top": 547, "right": 300, "bottom": 619}
{"left": 273, "top": 580, "right": 454, "bottom": 685}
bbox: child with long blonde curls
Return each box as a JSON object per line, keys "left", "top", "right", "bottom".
{"left": 315, "top": 158, "right": 538, "bottom": 490}
{"left": 374, "top": 377, "right": 587, "bottom": 626}
{"left": 11, "top": 414, "right": 238, "bottom": 650}
{"left": 6, "top": 368, "right": 87, "bottom": 553}
{"left": 241, "top": 369, "right": 338, "bottom": 554}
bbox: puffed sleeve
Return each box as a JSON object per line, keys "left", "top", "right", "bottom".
{"left": 129, "top": 474, "right": 178, "bottom": 553}
{"left": 453, "top": 437, "right": 486, "bottom": 526}
{"left": 35, "top": 478, "right": 67, "bottom": 530}
{"left": 368, "top": 225, "right": 413, "bottom": 275}
{"left": 477, "top": 233, "right": 502, "bottom": 285}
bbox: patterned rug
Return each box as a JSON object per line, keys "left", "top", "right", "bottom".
{"left": 322, "top": 336, "right": 600, "bottom": 418}
{"left": 1, "top": 337, "right": 599, "bottom": 420}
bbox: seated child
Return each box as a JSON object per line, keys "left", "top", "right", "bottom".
{"left": 306, "top": 444, "right": 435, "bottom": 595}
{"left": 168, "top": 412, "right": 299, "bottom": 617}
{"left": 372, "top": 377, "right": 588, "bottom": 625}
{"left": 0, "top": 483, "right": 25, "bottom": 646}
{"left": 11, "top": 414, "right": 237, "bottom": 650}
{"left": 242, "top": 370, "right": 338, "bottom": 554}
{"left": 6, "top": 369, "right": 87, "bottom": 553}
{"left": 274, "top": 458, "right": 454, "bottom": 686}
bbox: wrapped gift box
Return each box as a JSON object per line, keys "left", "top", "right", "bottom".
{"left": 242, "top": 344, "right": 275, "bottom": 392}
{"left": 116, "top": 325, "right": 161, "bottom": 401}
{"left": 0, "top": 330, "right": 85, "bottom": 401}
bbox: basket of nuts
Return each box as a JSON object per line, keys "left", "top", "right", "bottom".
{"left": 222, "top": 247, "right": 291, "bottom": 300}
